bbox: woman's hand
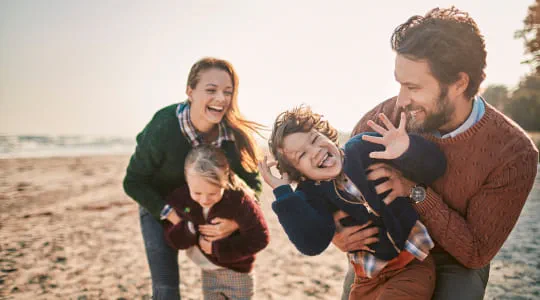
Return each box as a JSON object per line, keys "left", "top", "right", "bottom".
{"left": 199, "top": 236, "right": 212, "bottom": 255}
{"left": 362, "top": 112, "right": 409, "bottom": 160}
{"left": 198, "top": 218, "right": 239, "bottom": 242}
{"left": 258, "top": 155, "right": 291, "bottom": 189}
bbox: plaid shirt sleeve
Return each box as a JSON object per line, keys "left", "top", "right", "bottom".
{"left": 348, "top": 221, "right": 434, "bottom": 278}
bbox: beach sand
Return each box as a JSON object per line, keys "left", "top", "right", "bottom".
{"left": 0, "top": 155, "right": 538, "bottom": 299}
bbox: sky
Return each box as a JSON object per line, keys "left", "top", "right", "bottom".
{"left": 0, "top": 0, "right": 534, "bottom": 137}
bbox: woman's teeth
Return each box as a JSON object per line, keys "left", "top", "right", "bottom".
{"left": 208, "top": 105, "right": 224, "bottom": 112}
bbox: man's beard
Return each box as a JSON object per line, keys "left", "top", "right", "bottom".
{"left": 405, "top": 86, "right": 455, "bottom": 133}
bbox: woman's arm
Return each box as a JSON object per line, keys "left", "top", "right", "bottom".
{"left": 123, "top": 116, "right": 167, "bottom": 219}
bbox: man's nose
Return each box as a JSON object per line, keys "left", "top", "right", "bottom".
{"left": 397, "top": 87, "right": 411, "bottom": 108}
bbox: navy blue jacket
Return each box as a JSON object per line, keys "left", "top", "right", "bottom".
{"left": 272, "top": 133, "right": 446, "bottom": 259}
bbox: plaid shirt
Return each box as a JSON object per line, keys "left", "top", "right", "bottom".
{"left": 337, "top": 176, "right": 434, "bottom": 278}
{"left": 176, "top": 102, "right": 235, "bottom": 147}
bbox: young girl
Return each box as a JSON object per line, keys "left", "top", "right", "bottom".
{"left": 258, "top": 105, "right": 446, "bottom": 299}
{"left": 163, "top": 145, "right": 269, "bottom": 300}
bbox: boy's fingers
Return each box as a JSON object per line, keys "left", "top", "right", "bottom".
{"left": 362, "top": 135, "right": 384, "bottom": 145}
{"left": 367, "top": 120, "right": 387, "bottom": 135}
{"left": 369, "top": 150, "right": 390, "bottom": 160}
{"left": 378, "top": 113, "right": 395, "bottom": 130}
{"left": 398, "top": 112, "right": 407, "bottom": 131}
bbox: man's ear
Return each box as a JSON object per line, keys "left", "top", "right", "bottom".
{"left": 450, "top": 72, "right": 470, "bottom": 98}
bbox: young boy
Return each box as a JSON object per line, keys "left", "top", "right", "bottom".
{"left": 259, "top": 105, "right": 446, "bottom": 299}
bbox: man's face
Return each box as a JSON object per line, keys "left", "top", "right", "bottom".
{"left": 394, "top": 54, "right": 455, "bottom": 133}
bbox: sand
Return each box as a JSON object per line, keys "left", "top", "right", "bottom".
{"left": 0, "top": 155, "right": 538, "bottom": 299}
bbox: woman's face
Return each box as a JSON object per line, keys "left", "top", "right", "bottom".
{"left": 187, "top": 68, "right": 233, "bottom": 133}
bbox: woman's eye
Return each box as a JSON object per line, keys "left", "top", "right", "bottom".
{"left": 224, "top": 91, "right": 233, "bottom": 96}
{"left": 312, "top": 136, "right": 319, "bottom": 144}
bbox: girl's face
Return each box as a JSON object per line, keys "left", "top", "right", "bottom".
{"left": 280, "top": 130, "right": 343, "bottom": 181}
{"left": 187, "top": 68, "right": 233, "bottom": 133}
{"left": 186, "top": 169, "right": 225, "bottom": 209}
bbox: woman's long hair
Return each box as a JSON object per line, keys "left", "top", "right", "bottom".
{"left": 187, "top": 57, "right": 263, "bottom": 172}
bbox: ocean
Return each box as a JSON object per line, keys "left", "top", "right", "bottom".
{"left": 0, "top": 135, "right": 136, "bottom": 159}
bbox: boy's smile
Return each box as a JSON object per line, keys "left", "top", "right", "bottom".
{"left": 281, "top": 130, "right": 343, "bottom": 181}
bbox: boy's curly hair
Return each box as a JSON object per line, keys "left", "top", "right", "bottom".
{"left": 268, "top": 105, "right": 339, "bottom": 182}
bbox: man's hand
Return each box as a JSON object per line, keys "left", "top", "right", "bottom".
{"left": 199, "top": 218, "right": 239, "bottom": 242}
{"left": 331, "top": 211, "right": 379, "bottom": 253}
{"left": 258, "top": 155, "right": 291, "bottom": 189}
{"left": 367, "top": 163, "right": 416, "bottom": 205}
{"left": 199, "top": 236, "right": 212, "bottom": 255}
{"left": 362, "top": 112, "right": 410, "bottom": 160}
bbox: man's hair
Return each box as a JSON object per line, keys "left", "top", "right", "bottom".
{"left": 268, "top": 105, "right": 339, "bottom": 182}
{"left": 391, "top": 7, "right": 487, "bottom": 99}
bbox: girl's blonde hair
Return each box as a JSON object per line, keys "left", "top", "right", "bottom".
{"left": 187, "top": 57, "right": 264, "bottom": 172}
{"left": 184, "top": 145, "right": 256, "bottom": 199}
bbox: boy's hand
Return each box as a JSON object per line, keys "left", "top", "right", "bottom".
{"left": 362, "top": 112, "right": 410, "bottom": 160}
{"left": 199, "top": 236, "right": 212, "bottom": 255}
{"left": 258, "top": 155, "right": 291, "bottom": 189}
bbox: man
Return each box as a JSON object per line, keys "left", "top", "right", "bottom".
{"left": 335, "top": 6, "right": 539, "bottom": 300}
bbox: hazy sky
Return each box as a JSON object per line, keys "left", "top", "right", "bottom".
{"left": 0, "top": 0, "right": 533, "bottom": 136}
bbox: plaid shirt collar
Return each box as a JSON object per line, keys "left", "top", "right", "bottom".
{"left": 176, "top": 102, "right": 235, "bottom": 147}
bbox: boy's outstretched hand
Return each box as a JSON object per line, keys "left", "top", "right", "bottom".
{"left": 362, "top": 112, "right": 410, "bottom": 160}
{"left": 258, "top": 155, "right": 291, "bottom": 189}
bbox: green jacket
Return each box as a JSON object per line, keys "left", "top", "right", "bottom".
{"left": 123, "top": 103, "right": 262, "bottom": 219}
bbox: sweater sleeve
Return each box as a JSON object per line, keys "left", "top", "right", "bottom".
{"left": 271, "top": 185, "right": 336, "bottom": 256}
{"left": 164, "top": 221, "right": 198, "bottom": 250}
{"left": 123, "top": 116, "right": 168, "bottom": 219}
{"left": 212, "top": 196, "right": 270, "bottom": 263}
{"left": 414, "top": 150, "right": 538, "bottom": 268}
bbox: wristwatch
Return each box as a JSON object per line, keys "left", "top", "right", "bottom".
{"left": 160, "top": 204, "right": 173, "bottom": 220}
{"left": 410, "top": 183, "right": 427, "bottom": 204}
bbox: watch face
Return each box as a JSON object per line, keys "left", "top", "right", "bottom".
{"left": 411, "top": 186, "right": 426, "bottom": 202}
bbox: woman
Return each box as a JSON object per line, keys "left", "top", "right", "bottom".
{"left": 123, "top": 57, "right": 263, "bottom": 299}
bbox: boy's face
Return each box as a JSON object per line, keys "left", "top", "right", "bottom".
{"left": 280, "top": 130, "right": 343, "bottom": 181}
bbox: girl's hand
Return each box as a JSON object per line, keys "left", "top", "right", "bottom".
{"left": 199, "top": 236, "right": 212, "bottom": 255}
{"left": 199, "top": 218, "right": 239, "bottom": 242}
{"left": 167, "top": 209, "right": 182, "bottom": 225}
{"left": 258, "top": 155, "right": 291, "bottom": 189}
{"left": 362, "top": 112, "right": 410, "bottom": 160}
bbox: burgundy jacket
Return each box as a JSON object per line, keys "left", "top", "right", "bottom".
{"left": 163, "top": 187, "right": 270, "bottom": 273}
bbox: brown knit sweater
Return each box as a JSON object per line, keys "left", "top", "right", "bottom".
{"left": 352, "top": 97, "right": 539, "bottom": 269}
